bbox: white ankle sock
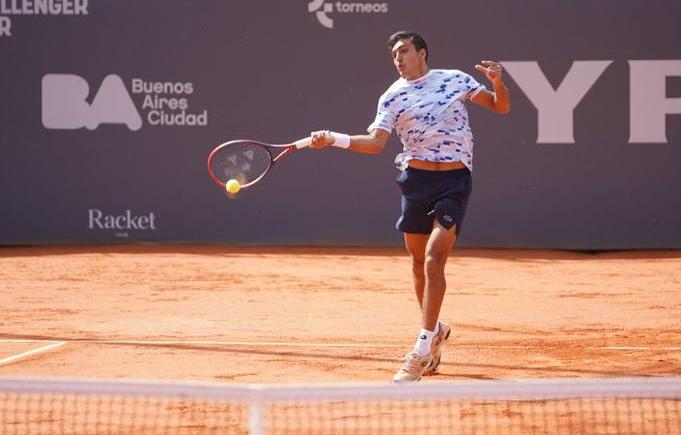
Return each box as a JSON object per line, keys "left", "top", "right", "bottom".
{"left": 414, "top": 328, "right": 435, "bottom": 356}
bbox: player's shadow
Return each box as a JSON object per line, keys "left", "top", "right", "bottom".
{"left": 0, "top": 245, "right": 412, "bottom": 258}
{"left": 1, "top": 333, "right": 676, "bottom": 378}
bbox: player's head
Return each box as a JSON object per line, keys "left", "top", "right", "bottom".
{"left": 387, "top": 31, "right": 429, "bottom": 80}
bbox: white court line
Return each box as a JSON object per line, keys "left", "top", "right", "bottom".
{"left": 0, "top": 339, "right": 404, "bottom": 348}
{"left": 589, "top": 346, "right": 681, "bottom": 351}
{"left": 0, "top": 339, "right": 680, "bottom": 351}
{"left": 0, "top": 341, "right": 66, "bottom": 367}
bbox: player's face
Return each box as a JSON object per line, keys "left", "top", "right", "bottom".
{"left": 391, "top": 39, "right": 426, "bottom": 80}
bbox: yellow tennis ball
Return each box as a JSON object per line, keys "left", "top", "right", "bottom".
{"left": 225, "top": 179, "right": 241, "bottom": 194}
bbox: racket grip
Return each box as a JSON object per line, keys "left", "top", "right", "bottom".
{"left": 293, "top": 137, "right": 312, "bottom": 149}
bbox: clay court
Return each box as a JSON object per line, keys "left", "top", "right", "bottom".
{"left": 2, "top": 245, "right": 679, "bottom": 383}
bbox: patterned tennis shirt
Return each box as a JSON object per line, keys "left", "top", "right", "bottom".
{"left": 368, "top": 69, "right": 485, "bottom": 171}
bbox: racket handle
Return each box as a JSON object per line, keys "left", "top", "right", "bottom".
{"left": 293, "top": 137, "right": 312, "bottom": 149}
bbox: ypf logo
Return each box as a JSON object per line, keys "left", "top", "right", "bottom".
{"left": 308, "top": 1, "right": 389, "bottom": 29}
{"left": 42, "top": 74, "right": 142, "bottom": 131}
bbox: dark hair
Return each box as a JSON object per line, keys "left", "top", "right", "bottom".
{"left": 387, "top": 31, "right": 429, "bottom": 62}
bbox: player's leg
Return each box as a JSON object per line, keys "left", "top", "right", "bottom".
{"left": 394, "top": 226, "right": 454, "bottom": 383}
{"left": 421, "top": 220, "right": 456, "bottom": 375}
{"left": 394, "top": 206, "right": 437, "bottom": 382}
{"left": 396, "top": 227, "right": 453, "bottom": 381}
{"left": 421, "top": 220, "right": 457, "bottom": 331}
{"left": 404, "top": 232, "right": 429, "bottom": 309}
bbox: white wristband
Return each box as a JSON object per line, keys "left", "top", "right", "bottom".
{"left": 329, "top": 131, "right": 351, "bottom": 149}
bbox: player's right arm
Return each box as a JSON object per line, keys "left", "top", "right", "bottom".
{"left": 348, "top": 128, "right": 390, "bottom": 154}
{"left": 309, "top": 128, "right": 390, "bottom": 154}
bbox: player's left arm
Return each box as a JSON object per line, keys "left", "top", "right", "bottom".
{"left": 470, "top": 60, "right": 510, "bottom": 114}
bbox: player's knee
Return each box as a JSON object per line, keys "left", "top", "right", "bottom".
{"left": 425, "top": 251, "right": 447, "bottom": 274}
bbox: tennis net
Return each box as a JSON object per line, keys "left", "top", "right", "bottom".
{"left": 1, "top": 376, "right": 680, "bottom": 434}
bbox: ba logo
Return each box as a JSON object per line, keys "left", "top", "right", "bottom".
{"left": 42, "top": 74, "right": 142, "bottom": 131}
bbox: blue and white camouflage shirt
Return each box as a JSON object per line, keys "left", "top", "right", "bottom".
{"left": 368, "top": 69, "right": 485, "bottom": 171}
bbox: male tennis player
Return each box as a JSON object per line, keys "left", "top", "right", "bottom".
{"left": 309, "top": 31, "right": 510, "bottom": 382}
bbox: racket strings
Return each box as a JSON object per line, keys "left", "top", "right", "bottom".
{"left": 210, "top": 142, "right": 272, "bottom": 185}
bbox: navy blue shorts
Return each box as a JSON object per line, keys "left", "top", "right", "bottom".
{"left": 395, "top": 167, "right": 472, "bottom": 235}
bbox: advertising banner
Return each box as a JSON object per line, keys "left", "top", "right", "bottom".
{"left": 1, "top": 1, "right": 680, "bottom": 248}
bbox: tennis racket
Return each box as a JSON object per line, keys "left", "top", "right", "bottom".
{"left": 207, "top": 137, "right": 312, "bottom": 192}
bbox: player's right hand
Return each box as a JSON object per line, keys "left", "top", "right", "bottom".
{"left": 309, "top": 130, "right": 336, "bottom": 149}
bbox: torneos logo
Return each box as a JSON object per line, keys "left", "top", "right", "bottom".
{"left": 308, "top": 0, "right": 388, "bottom": 29}
{"left": 42, "top": 74, "right": 142, "bottom": 131}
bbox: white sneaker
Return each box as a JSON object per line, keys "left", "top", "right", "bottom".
{"left": 392, "top": 351, "right": 433, "bottom": 383}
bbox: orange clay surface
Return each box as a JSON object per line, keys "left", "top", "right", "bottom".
{"left": 0, "top": 245, "right": 679, "bottom": 383}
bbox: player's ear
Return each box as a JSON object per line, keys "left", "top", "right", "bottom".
{"left": 418, "top": 48, "right": 427, "bottom": 62}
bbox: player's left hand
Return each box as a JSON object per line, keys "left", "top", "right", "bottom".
{"left": 475, "top": 60, "right": 503, "bottom": 86}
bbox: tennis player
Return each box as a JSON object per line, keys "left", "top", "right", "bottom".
{"left": 309, "top": 31, "right": 510, "bottom": 382}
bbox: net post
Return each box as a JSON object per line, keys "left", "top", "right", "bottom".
{"left": 248, "top": 387, "right": 266, "bottom": 435}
